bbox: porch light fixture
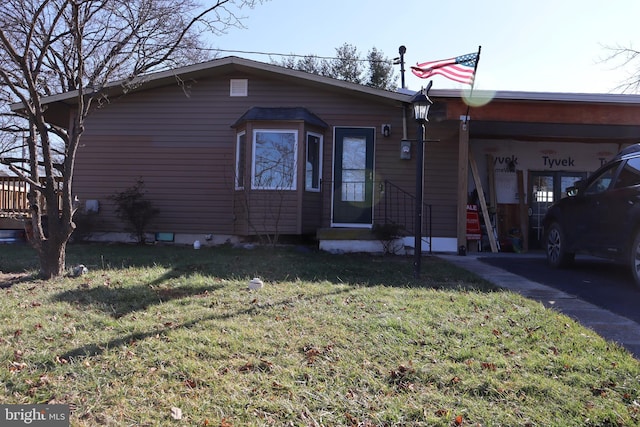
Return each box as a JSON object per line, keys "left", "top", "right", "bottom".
{"left": 411, "top": 80, "right": 433, "bottom": 124}
{"left": 410, "top": 81, "right": 433, "bottom": 279}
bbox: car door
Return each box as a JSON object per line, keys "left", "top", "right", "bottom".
{"left": 597, "top": 158, "right": 640, "bottom": 257}
{"left": 580, "top": 161, "right": 622, "bottom": 255}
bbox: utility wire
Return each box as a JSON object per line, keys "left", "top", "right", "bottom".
{"left": 207, "top": 47, "right": 394, "bottom": 64}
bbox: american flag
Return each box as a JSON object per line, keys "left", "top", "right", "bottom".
{"left": 411, "top": 52, "right": 478, "bottom": 85}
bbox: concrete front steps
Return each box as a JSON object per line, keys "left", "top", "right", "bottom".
{"left": 316, "top": 227, "right": 411, "bottom": 255}
{"left": 316, "top": 227, "right": 457, "bottom": 254}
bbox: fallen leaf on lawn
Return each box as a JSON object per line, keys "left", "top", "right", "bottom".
{"left": 170, "top": 407, "right": 182, "bottom": 420}
{"left": 481, "top": 362, "right": 496, "bottom": 371}
{"left": 9, "top": 362, "right": 27, "bottom": 372}
{"left": 435, "top": 408, "right": 449, "bottom": 417}
{"left": 271, "top": 381, "right": 287, "bottom": 390}
{"left": 303, "top": 346, "right": 321, "bottom": 365}
{"left": 345, "top": 413, "right": 358, "bottom": 425}
{"left": 238, "top": 362, "right": 254, "bottom": 372}
{"left": 220, "top": 418, "right": 232, "bottom": 427}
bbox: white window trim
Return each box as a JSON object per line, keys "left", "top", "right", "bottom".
{"left": 235, "top": 131, "right": 246, "bottom": 190}
{"left": 251, "top": 129, "right": 298, "bottom": 191}
{"left": 305, "top": 131, "right": 323, "bottom": 192}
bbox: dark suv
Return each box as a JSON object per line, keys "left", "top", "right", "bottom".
{"left": 543, "top": 143, "right": 640, "bottom": 287}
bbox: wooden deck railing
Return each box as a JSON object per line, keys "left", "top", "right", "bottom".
{"left": 0, "top": 176, "right": 63, "bottom": 217}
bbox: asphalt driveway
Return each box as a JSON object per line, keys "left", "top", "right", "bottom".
{"left": 439, "top": 251, "right": 640, "bottom": 359}
{"left": 478, "top": 253, "right": 640, "bottom": 325}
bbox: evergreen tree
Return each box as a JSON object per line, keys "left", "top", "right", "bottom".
{"left": 275, "top": 43, "right": 398, "bottom": 91}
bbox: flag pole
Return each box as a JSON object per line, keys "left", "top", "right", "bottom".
{"left": 463, "top": 45, "right": 482, "bottom": 127}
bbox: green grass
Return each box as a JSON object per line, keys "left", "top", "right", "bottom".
{"left": 0, "top": 243, "right": 639, "bottom": 426}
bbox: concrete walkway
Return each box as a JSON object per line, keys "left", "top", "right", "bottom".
{"left": 438, "top": 253, "right": 640, "bottom": 360}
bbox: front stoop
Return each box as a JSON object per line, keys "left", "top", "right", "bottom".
{"left": 316, "top": 228, "right": 408, "bottom": 254}
{"left": 316, "top": 228, "right": 379, "bottom": 241}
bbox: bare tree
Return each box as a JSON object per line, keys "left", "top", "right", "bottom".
{"left": 603, "top": 43, "right": 640, "bottom": 93}
{"left": 0, "top": 0, "right": 263, "bottom": 278}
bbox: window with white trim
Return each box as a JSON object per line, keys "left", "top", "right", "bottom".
{"left": 235, "top": 131, "right": 246, "bottom": 189}
{"left": 252, "top": 130, "right": 297, "bottom": 190}
{"left": 305, "top": 132, "right": 322, "bottom": 191}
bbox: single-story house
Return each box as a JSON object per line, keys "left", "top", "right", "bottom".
{"left": 12, "top": 56, "right": 640, "bottom": 252}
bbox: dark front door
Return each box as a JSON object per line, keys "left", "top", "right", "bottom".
{"left": 332, "top": 127, "right": 375, "bottom": 226}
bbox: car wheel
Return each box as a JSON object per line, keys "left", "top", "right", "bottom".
{"left": 545, "top": 222, "right": 575, "bottom": 268}
{"left": 629, "top": 232, "right": 640, "bottom": 288}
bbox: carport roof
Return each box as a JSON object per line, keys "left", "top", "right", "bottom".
{"left": 470, "top": 121, "right": 640, "bottom": 142}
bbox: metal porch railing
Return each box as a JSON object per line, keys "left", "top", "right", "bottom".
{"left": 321, "top": 179, "right": 432, "bottom": 251}
{"left": 376, "top": 180, "right": 432, "bottom": 252}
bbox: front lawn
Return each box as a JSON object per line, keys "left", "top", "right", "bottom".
{"left": 0, "top": 243, "right": 638, "bottom": 426}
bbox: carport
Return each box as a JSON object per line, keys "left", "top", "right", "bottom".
{"left": 445, "top": 90, "right": 640, "bottom": 252}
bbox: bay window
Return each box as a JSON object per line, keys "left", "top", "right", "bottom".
{"left": 251, "top": 129, "right": 298, "bottom": 190}
{"left": 305, "top": 132, "right": 322, "bottom": 191}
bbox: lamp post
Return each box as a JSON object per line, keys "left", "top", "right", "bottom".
{"left": 410, "top": 81, "right": 433, "bottom": 278}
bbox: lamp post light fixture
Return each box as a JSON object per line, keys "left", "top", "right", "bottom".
{"left": 410, "top": 81, "right": 433, "bottom": 279}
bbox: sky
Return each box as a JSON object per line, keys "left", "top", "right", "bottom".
{"left": 210, "top": 0, "right": 640, "bottom": 94}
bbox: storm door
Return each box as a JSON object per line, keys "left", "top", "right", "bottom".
{"left": 529, "top": 171, "right": 586, "bottom": 247}
{"left": 332, "top": 127, "right": 375, "bottom": 226}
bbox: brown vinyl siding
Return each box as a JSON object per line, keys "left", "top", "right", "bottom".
{"left": 74, "top": 135, "right": 234, "bottom": 234}
{"left": 423, "top": 128, "right": 460, "bottom": 238}
{"left": 73, "top": 69, "right": 436, "bottom": 237}
{"left": 301, "top": 192, "right": 322, "bottom": 234}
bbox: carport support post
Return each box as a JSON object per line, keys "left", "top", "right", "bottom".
{"left": 457, "top": 118, "right": 470, "bottom": 252}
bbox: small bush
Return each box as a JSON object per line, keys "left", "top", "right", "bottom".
{"left": 372, "top": 222, "right": 404, "bottom": 254}
{"left": 109, "top": 179, "right": 159, "bottom": 244}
